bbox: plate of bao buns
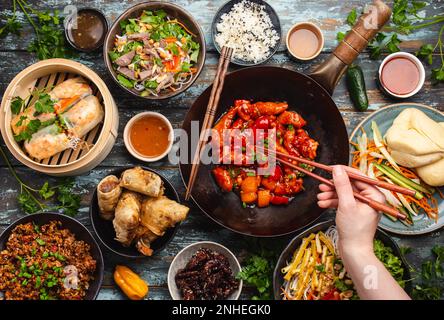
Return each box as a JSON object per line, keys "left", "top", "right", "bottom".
{"left": 90, "top": 166, "right": 190, "bottom": 258}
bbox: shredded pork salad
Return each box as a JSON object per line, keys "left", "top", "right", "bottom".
{"left": 215, "top": 0, "right": 280, "bottom": 63}
{"left": 109, "top": 10, "right": 200, "bottom": 97}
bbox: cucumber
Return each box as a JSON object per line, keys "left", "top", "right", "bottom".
{"left": 346, "top": 64, "right": 369, "bottom": 111}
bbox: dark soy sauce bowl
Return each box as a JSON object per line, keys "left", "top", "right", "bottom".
{"left": 65, "top": 8, "right": 109, "bottom": 52}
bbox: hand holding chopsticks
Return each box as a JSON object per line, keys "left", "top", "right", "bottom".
{"left": 258, "top": 146, "right": 408, "bottom": 220}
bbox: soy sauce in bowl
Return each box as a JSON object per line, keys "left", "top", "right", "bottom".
{"left": 66, "top": 8, "right": 108, "bottom": 52}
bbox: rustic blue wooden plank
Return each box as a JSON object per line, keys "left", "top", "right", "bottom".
{"left": 0, "top": 0, "right": 443, "bottom": 300}
{"left": 1, "top": 0, "right": 443, "bottom": 52}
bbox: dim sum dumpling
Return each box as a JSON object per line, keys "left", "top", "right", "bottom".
{"left": 97, "top": 175, "right": 122, "bottom": 220}
{"left": 120, "top": 167, "right": 164, "bottom": 197}
{"left": 113, "top": 191, "right": 142, "bottom": 246}
{"left": 140, "top": 196, "right": 189, "bottom": 236}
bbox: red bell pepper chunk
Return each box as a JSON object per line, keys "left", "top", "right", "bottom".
{"left": 321, "top": 289, "right": 340, "bottom": 300}
{"left": 270, "top": 195, "right": 289, "bottom": 205}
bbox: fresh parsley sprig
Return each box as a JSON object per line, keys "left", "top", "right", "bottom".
{"left": 237, "top": 253, "right": 274, "bottom": 300}
{"left": 0, "top": 145, "right": 81, "bottom": 216}
{"left": 416, "top": 25, "right": 444, "bottom": 84}
{"left": 402, "top": 245, "right": 444, "bottom": 300}
{"left": 11, "top": 88, "right": 57, "bottom": 142}
{"left": 0, "top": 0, "right": 73, "bottom": 60}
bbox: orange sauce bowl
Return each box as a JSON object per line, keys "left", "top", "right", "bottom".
{"left": 124, "top": 112, "right": 174, "bottom": 162}
{"left": 286, "top": 22, "right": 324, "bottom": 61}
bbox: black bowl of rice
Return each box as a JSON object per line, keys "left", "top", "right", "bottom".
{"left": 212, "top": 0, "right": 282, "bottom": 66}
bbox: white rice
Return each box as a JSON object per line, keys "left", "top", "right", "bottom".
{"left": 215, "top": 0, "right": 280, "bottom": 63}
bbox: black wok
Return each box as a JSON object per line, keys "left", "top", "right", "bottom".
{"left": 179, "top": 1, "right": 391, "bottom": 237}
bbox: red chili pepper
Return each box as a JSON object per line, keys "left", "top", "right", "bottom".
{"left": 321, "top": 289, "right": 340, "bottom": 300}
{"left": 270, "top": 195, "right": 289, "bottom": 205}
{"left": 269, "top": 165, "right": 282, "bottom": 181}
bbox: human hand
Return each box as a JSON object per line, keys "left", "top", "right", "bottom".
{"left": 317, "top": 165, "right": 384, "bottom": 257}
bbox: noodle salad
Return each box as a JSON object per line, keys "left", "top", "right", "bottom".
{"left": 109, "top": 10, "right": 201, "bottom": 97}
{"left": 281, "top": 226, "right": 406, "bottom": 300}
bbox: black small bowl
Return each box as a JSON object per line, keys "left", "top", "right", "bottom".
{"left": 0, "top": 213, "right": 104, "bottom": 300}
{"left": 273, "top": 219, "right": 412, "bottom": 300}
{"left": 65, "top": 8, "right": 108, "bottom": 52}
{"left": 211, "top": 0, "right": 282, "bottom": 66}
{"left": 90, "top": 167, "right": 182, "bottom": 259}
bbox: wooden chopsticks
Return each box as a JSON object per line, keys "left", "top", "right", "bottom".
{"left": 185, "top": 46, "right": 234, "bottom": 201}
{"left": 275, "top": 156, "right": 406, "bottom": 220}
{"left": 256, "top": 146, "right": 417, "bottom": 198}
{"left": 256, "top": 146, "right": 407, "bottom": 220}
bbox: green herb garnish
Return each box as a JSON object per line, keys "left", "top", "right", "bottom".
{"left": 0, "top": 145, "right": 81, "bottom": 216}
{"left": 2, "top": 0, "right": 73, "bottom": 60}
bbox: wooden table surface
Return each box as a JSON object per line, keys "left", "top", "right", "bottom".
{"left": 0, "top": 0, "right": 443, "bottom": 300}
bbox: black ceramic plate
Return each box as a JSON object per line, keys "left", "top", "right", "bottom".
{"left": 90, "top": 166, "right": 181, "bottom": 259}
{"left": 0, "top": 213, "right": 104, "bottom": 300}
{"left": 273, "top": 220, "right": 412, "bottom": 300}
{"left": 211, "top": 0, "right": 281, "bottom": 66}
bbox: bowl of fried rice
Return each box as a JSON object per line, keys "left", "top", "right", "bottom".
{"left": 0, "top": 213, "right": 104, "bottom": 300}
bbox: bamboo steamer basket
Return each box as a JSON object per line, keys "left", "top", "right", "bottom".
{"left": 0, "top": 59, "right": 119, "bottom": 176}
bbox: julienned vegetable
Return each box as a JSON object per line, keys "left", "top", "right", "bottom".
{"left": 375, "top": 163, "right": 432, "bottom": 197}
{"left": 109, "top": 9, "right": 200, "bottom": 97}
{"left": 351, "top": 122, "right": 440, "bottom": 225}
{"left": 346, "top": 65, "right": 369, "bottom": 111}
{"left": 371, "top": 121, "right": 400, "bottom": 172}
{"left": 114, "top": 265, "right": 149, "bottom": 300}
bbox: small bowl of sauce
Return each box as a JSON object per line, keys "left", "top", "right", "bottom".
{"left": 379, "top": 52, "right": 425, "bottom": 99}
{"left": 65, "top": 8, "right": 108, "bottom": 52}
{"left": 124, "top": 112, "right": 174, "bottom": 162}
{"left": 286, "top": 22, "right": 324, "bottom": 61}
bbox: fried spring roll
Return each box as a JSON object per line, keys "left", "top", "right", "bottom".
{"left": 97, "top": 175, "right": 122, "bottom": 220}
{"left": 120, "top": 167, "right": 164, "bottom": 197}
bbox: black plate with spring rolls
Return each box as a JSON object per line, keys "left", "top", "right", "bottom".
{"left": 90, "top": 166, "right": 187, "bottom": 258}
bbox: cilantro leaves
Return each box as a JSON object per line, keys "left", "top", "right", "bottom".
{"left": 33, "top": 93, "right": 55, "bottom": 115}
{"left": 1, "top": 0, "right": 72, "bottom": 60}
{"left": 11, "top": 96, "right": 24, "bottom": 115}
{"left": 237, "top": 254, "right": 274, "bottom": 300}
{"left": 11, "top": 89, "right": 57, "bottom": 142}
{"left": 416, "top": 25, "right": 444, "bottom": 85}
{"left": 0, "top": 145, "right": 81, "bottom": 216}
{"left": 412, "top": 245, "right": 444, "bottom": 300}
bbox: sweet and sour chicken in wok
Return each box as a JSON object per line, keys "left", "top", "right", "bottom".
{"left": 211, "top": 100, "right": 319, "bottom": 208}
